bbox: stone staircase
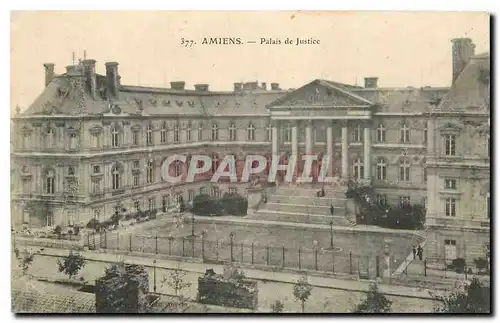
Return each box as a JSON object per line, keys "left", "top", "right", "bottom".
{"left": 250, "top": 185, "right": 353, "bottom": 226}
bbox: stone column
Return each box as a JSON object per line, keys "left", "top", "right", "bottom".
{"left": 291, "top": 121, "right": 298, "bottom": 157}
{"left": 363, "top": 125, "right": 371, "bottom": 180}
{"left": 305, "top": 120, "right": 313, "bottom": 154}
{"left": 271, "top": 121, "right": 279, "bottom": 157}
{"left": 341, "top": 122, "right": 349, "bottom": 179}
{"left": 326, "top": 121, "right": 333, "bottom": 176}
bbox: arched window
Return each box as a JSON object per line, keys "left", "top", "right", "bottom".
{"left": 353, "top": 158, "right": 364, "bottom": 180}
{"left": 160, "top": 122, "right": 167, "bottom": 143}
{"left": 353, "top": 124, "right": 363, "bottom": 142}
{"left": 44, "top": 169, "right": 55, "bottom": 194}
{"left": 186, "top": 121, "right": 192, "bottom": 141}
{"left": 399, "top": 158, "right": 411, "bottom": 181}
{"left": 400, "top": 123, "right": 410, "bottom": 143}
{"left": 146, "top": 160, "right": 154, "bottom": 184}
{"left": 211, "top": 123, "right": 219, "bottom": 141}
{"left": 111, "top": 124, "right": 120, "bottom": 147}
{"left": 212, "top": 155, "right": 219, "bottom": 174}
{"left": 247, "top": 123, "right": 255, "bottom": 141}
{"left": 376, "top": 124, "right": 386, "bottom": 142}
{"left": 229, "top": 122, "right": 237, "bottom": 141}
{"left": 284, "top": 123, "right": 292, "bottom": 142}
{"left": 174, "top": 161, "right": 183, "bottom": 177}
{"left": 444, "top": 134, "right": 456, "bottom": 156}
{"left": 376, "top": 157, "right": 387, "bottom": 180}
{"left": 198, "top": 122, "right": 204, "bottom": 141}
{"left": 111, "top": 164, "right": 121, "bottom": 190}
{"left": 174, "top": 123, "right": 180, "bottom": 143}
{"left": 46, "top": 127, "right": 55, "bottom": 148}
{"left": 146, "top": 124, "right": 154, "bottom": 145}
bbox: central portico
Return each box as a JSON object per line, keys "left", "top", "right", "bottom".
{"left": 267, "top": 79, "right": 375, "bottom": 182}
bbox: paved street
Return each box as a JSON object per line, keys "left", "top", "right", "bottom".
{"left": 13, "top": 247, "right": 443, "bottom": 313}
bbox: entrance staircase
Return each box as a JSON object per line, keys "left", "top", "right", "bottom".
{"left": 249, "top": 184, "right": 353, "bottom": 226}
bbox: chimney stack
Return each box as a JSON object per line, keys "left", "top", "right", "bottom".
{"left": 270, "top": 83, "right": 280, "bottom": 90}
{"left": 451, "top": 38, "right": 476, "bottom": 83}
{"left": 364, "top": 77, "right": 379, "bottom": 89}
{"left": 43, "top": 63, "right": 55, "bottom": 87}
{"left": 82, "top": 59, "right": 97, "bottom": 99}
{"left": 170, "top": 81, "right": 186, "bottom": 90}
{"left": 194, "top": 84, "right": 209, "bottom": 92}
{"left": 105, "top": 62, "right": 120, "bottom": 99}
{"left": 234, "top": 83, "right": 243, "bottom": 92}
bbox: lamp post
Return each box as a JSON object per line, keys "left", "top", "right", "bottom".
{"left": 229, "top": 232, "right": 235, "bottom": 262}
{"left": 153, "top": 259, "right": 157, "bottom": 293}
{"left": 329, "top": 220, "right": 334, "bottom": 249}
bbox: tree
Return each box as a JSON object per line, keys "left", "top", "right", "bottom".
{"left": 16, "top": 249, "right": 35, "bottom": 276}
{"left": 57, "top": 251, "right": 86, "bottom": 279}
{"left": 434, "top": 278, "right": 490, "bottom": 313}
{"left": 293, "top": 275, "right": 313, "bottom": 313}
{"left": 353, "top": 283, "right": 392, "bottom": 313}
{"left": 271, "top": 300, "right": 284, "bottom": 313}
{"left": 160, "top": 264, "right": 192, "bottom": 313}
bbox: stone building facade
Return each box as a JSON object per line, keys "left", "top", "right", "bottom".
{"left": 11, "top": 38, "right": 490, "bottom": 261}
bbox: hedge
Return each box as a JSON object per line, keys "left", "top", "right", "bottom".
{"left": 192, "top": 193, "right": 248, "bottom": 216}
{"left": 197, "top": 270, "right": 258, "bottom": 310}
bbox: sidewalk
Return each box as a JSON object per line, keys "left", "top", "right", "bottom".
{"left": 33, "top": 246, "right": 445, "bottom": 301}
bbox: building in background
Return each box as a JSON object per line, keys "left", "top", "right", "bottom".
{"left": 10, "top": 38, "right": 490, "bottom": 261}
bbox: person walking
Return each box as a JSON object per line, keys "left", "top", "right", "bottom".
{"left": 417, "top": 245, "right": 423, "bottom": 261}
{"left": 412, "top": 246, "right": 417, "bottom": 260}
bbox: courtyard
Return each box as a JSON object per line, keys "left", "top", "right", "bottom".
{"left": 90, "top": 214, "right": 420, "bottom": 276}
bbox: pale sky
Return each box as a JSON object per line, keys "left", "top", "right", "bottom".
{"left": 10, "top": 11, "right": 490, "bottom": 112}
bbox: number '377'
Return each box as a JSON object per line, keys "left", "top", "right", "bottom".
{"left": 180, "top": 38, "right": 195, "bottom": 48}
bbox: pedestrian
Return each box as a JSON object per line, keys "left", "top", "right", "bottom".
{"left": 412, "top": 246, "right": 417, "bottom": 260}
{"left": 330, "top": 204, "right": 335, "bottom": 216}
{"left": 417, "top": 245, "right": 423, "bottom": 261}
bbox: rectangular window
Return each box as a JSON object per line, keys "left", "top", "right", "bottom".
{"left": 445, "top": 135, "right": 456, "bottom": 156}
{"left": 22, "top": 179, "right": 31, "bottom": 193}
{"left": 93, "top": 208, "right": 101, "bottom": 221}
{"left": 444, "top": 179, "right": 457, "bottom": 190}
{"left": 376, "top": 194, "right": 388, "bottom": 206}
{"left": 92, "top": 180, "right": 101, "bottom": 194}
{"left": 445, "top": 198, "right": 456, "bottom": 217}
{"left": 399, "top": 196, "right": 410, "bottom": 206}
{"left": 132, "top": 131, "right": 139, "bottom": 145}
{"left": 444, "top": 239, "right": 457, "bottom": 246}
{"left": 148, "top": 198, "right": 156, "bottom": 212}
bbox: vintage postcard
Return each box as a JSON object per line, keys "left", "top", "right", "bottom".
{"left": 10, "top": 11, "right": 490, "bottom": 314}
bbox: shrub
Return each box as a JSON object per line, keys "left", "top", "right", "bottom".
{"left": 220, "top": 193, "right": 248, "bottom": 216}
{"left": 474, "top": 257, "right": 488, "bottom": 273}
{"left": 449, "top": 258, "right": 466, "bottom": 273}
{"left": 192, "top": 194, "right": 223, "bottom": 216}
{"left": 53, "top": 225, "right": 62, "bottom": 237}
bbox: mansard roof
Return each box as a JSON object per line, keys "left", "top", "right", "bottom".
{"left": 435, "top": 52, "right": 490, "bottom": 113}
{"left": 17, "top": 61, "right": 451, "bottom": 118}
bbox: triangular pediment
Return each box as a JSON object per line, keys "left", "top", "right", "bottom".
{"left": 267, "top": 79, "right": 373, "bottom": 108}
{"left": 438, "top": 122, "right": 463, "bottom": 132}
